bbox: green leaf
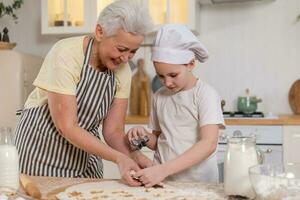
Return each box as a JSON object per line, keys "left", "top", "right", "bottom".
{"left": 0, "top": 0, "right": 23, "bottom": 22}
{"left": 297, "top": 14, "right": 300, "bottom": 22}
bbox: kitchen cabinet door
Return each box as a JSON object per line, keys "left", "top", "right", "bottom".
{"left": 42, "top": 0, "right": 197, "bottom": 35}
{"left": 145, "top": 0, "right": 196, "bottom": 32}
{"left": 283, "top": 126, "right": 300, "bottom": 164}
{"left": 41, "top": 0, "right": 113, "bottom": 35}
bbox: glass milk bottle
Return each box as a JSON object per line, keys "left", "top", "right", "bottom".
{"left": 224, "top": 135, "right": 262, "bottom": 199}
{"left": 0, "top": 127, "right": 20, "bottom": 190}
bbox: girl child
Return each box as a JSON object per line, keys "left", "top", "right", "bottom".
{"left": 127, "top": 24, "right": 225, "bottom": 187}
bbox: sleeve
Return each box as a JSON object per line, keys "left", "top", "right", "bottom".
{"left": 197, "top": 87, "right": 225, "bottom": 129}
{"left": 148, "top": 94, "right": 161, "bottom": 131}
{"left": 114, "top": 63, "right": 132, "bottom": 98}
{"left": 33, "top": 44, "right": 80, "bottom": 95}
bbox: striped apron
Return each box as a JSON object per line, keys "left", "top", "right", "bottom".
{"left": 14, "top": 38, "right": 116, "bottom": 178}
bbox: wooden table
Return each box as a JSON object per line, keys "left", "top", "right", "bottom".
{"left": 18, "top": 176, "right": 239, "bottom": 200}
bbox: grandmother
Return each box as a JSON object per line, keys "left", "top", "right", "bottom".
{"left": 14, "top": 0, "right": 153, "bottom": 186}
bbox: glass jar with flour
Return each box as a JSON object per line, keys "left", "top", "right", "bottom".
{"left": 0, "top": 127, "right": 19, "bottom": 190}
{"left": 224, "top": 134, "right": 263, "bottom": 199}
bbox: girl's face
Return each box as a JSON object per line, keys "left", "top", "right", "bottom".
{"left": 95, "top": 25, "right": 144, "bottom": 70}
{"left": 154, "top": 61, "right": 196, "bottom": 93}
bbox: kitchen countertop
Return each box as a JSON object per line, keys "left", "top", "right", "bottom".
{"left": 17, "top": 176, "right": 244, "bottom": 200}
{"left": 126, "top": 114, "right": 300, "bottom": 125}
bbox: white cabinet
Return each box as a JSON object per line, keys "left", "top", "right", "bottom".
{"left": 41, "top": 0, "right": 113, "bottom": 34}
{"left": 41, "top": 0, "right": 197, "bottom": 35}
{"left": 102, "top": 124, "right": 154, "bottom": 179}
{"left": 0, "top": 51, "right": 43, "bottom": 129}
{"left": 144, "top": 0, "right": 197, "bottom": 31}
{"left": 283, "top": 126, "right": 300, "bottom": 164}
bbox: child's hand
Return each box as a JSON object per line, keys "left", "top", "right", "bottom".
{"left": 135, "top": 165, "right": 168, "bottom": 188}
{"left": 127, "top": 126, "right": 148, "bottom": 145}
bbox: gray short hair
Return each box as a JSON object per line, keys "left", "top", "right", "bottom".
{"left": 97, "top": 0, "right": 153, "bottom": 37}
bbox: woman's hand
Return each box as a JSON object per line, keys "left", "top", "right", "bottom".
{"left": 130, "top": 151, "right": 154, "bottom": 169}
{"left": 135, "top": 164, "right": 168, "bottom": 188}
{"left": 116, "top": 153, "right": 142, "bottom": 186}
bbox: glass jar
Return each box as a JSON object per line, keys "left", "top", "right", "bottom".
{"left": 0, "top": 127, "right": 19, "bottom": 190}
{"left": 224, "top": 135, "right": 262, "bottom": 199}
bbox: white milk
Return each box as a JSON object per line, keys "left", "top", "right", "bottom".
{"left": 0, "top": 145, "right": 19, "bottom": 190}
{"left": 224, "top": 142, "right": 258, "bottom": 199}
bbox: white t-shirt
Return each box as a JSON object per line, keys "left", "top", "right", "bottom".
{"left": 149, "top": 79, "right": 225, "bottom": 183}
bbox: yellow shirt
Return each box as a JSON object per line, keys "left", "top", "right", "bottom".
{"left": 25, "top": 36, "right": 132, "bottom": 109}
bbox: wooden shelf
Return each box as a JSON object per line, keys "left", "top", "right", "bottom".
{"left": 126, "top": 114, "right": 300, "bottom": 125}
{"left": 225, "top": 115, "right": 300, "bottom": 125}
{"left": 0, "top": 42, "right": 16, "bottom": 50}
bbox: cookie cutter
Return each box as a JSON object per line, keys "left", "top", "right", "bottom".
{"left": 130, "top": 135, "right": 149, "bottom": 151}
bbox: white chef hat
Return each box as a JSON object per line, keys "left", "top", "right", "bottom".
{"left": 151, "top": 24, "right": 209, "bottom": 64}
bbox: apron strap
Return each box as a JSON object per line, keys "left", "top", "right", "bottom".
{"left": 83, "top": 37, "right": 94, "bottom": 66}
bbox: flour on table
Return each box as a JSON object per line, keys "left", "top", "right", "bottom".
{"left": 0, "top": 188, "right": 27, "bottom": 200}
{"left": 56, "top": 181, "right": 225, "bottom": 200}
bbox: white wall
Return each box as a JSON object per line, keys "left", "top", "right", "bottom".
{"left": 1, "top": 0, "right": 299, "bottom": 115}
{"left": 195, "top": 0, "right": 300, "bottom": 114}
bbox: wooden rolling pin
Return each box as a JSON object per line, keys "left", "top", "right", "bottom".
{"left": 20, "top": 174, "right": 42, "bottom": 199}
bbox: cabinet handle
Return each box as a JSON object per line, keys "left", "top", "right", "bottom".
{"left": 263, "top": 148, "right": 273, "bottom": 153}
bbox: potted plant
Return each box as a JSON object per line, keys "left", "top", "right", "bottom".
{"left": 0, "top": 0, "right": 23, "bottom": 49}
{"left": 0, "top": 0, "right": 23, "bottom": 22}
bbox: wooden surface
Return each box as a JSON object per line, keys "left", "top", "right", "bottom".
{"left": 0, "top": 41, "right": 16, "bottom": 50}
{"left": 289, "top": 79, "right": 300, "bottom": 114}
{"left": 17, "top": 176, "right": 231, "bottom": 200}
{"left": 126, "top": 115, "right": 150, "bottom": 124}
{"left": 129, "top": 59, "right": 150, "bottom": 116}
{"left": 45, "top": 179, "right": 99, "bottom": 200}
{"left": 19, "top": 176, "right": 98, "bottom": 199}
{"left": 126, "top": 114, "right": 300, "bottom": 125}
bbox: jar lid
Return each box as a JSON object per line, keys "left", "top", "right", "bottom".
{"left": 228, "top": 136, "right": 256, "bottom": 144}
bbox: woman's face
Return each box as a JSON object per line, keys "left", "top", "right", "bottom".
{"left": 96, "top": 26, "right": 144, "bottom": 70}
{"left": 154, "top": 61, "right": 195, "bottom": 93}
